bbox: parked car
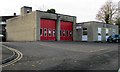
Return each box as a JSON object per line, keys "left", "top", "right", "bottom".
{"left": 107, "top": 34, "right": 120, "bottom": 43}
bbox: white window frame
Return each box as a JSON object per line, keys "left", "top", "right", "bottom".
{"left": 82, "top": 28, "right": 88, "bottom": 35}
{"left": 66, "top": 31, "right": 68, "bottom": 37}
{"left": 40, "top": 28, "right": 43, "bottom": 36}
{"left": 98, "top": 27, "right": 102, "bottom": 35}
{"left": 53, "top": 30, "right": 56, "bottom": 37}
{"left": 112, "top": 29, "right": 115, "bottom": 33}
{"left": 98, "top": 27, "right": 102, "bottom": 41}
{"left": 44, "top": 28, "right": 47, "bottom": 37}
{"left": 63, "top": 30, "right": 65, "bottom": 37}
{"left": 48, "top": 28, "right": 52, "bottom": 37}
{"left": 106, "top": 28, "right": 109, "bottom": 34}
{"left": 69, "top": 31, "right": 72, "bottom": 37}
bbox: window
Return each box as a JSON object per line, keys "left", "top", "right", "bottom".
{"left": 98, "top": 33, "right": 101, "bottom": 35}
{"left": 70, "top": 31, "right": 72, "bottom": 37}
{"left": 66, "top": 31, "right": 68, "bottom": 36}
{"left": 60, "top": 30, "right": 62, "bottom": 36}
{"left": 63, "top": 31, "right": 65, "bottom": 36}
{"left": 44, "top": 28, "right": 47, "bottom": 37}
{"left": 83, "top": 28, "right": 87, "bottom": 30}
{"left": 53, "top": 30, "right": 56, "bottom": 36}
{"left": 27, "top": 10, "right": 30, "bottom": 13}
{"left": 83, "top": 28, "right": 88, "bottom": 35}
{"left": 83, "top": 31, "right": 87, "bottom": 35}
{"left": 98, "top": 28, "right": 102, "bottom": 41}
{"left": 112, "top": 29, "right": 115, "bottom": 33}
{"left": 48, "top": 28, "right": 52, "bottom": 37}
{"left": 76, "top": 26, "right": 82, "bottom": 29}
{"left": 106, "top": 28, "right": 109, "bottom": 36}
{"left": 40, "top": 28, "right": 43, "bottom": 36}
{"left": 106, "top": 33, "right": 109, "bottom": 36}
{"left": 98, "top": 27, "right": 101, "bottom": 35}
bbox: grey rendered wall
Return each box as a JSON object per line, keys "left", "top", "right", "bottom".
{"left": 92, "top": 22, "right": 104, "bottom": 41}
{"left": 86, "top": 22, "right": 94, "bottom": 41}
{"left": 76, "top": 22, "right": 119, "bottom": 42}
{"left": 90, "top": 22, "right": 118, "bottom": 42}
{"left": 6, "top": 11, "right": 36, "bottom": 41}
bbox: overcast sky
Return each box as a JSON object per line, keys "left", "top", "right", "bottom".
{"left": 0, "top": 0, "right": 119, "bottom": 22}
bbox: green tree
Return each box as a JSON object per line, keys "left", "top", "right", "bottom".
{"left": 47, "top": 9, "right": 56, "bottom": 14}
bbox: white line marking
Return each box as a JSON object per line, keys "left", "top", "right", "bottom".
{"left": 1, "top": 45, "right": 23, "bottom": 68}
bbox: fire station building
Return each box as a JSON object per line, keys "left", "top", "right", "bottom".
{"left": 6, "top": 6, "right": 77, "bottom": 41}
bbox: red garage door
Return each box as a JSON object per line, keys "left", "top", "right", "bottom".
{"left": 60, "top": 21, "right": 73, "bottom": 41}
{"left": 40, "top": 19, "right": 56, "bottom": 41}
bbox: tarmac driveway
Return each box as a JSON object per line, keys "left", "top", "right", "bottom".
{"left": 2, "top": 42, "right": 119, "bottom": 70}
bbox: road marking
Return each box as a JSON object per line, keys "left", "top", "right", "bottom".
{"left": 1, "top": 45, "right": 23, "bottom": 68}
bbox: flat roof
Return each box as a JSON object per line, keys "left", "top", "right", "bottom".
{"left": 77, "top": 21, "right": 105, "bottom": 24}
{"left": 76, "top": 21, "right": 118, "bottom": 27}
{"left": 36, "top": 10, "right": 76, "bottom": 18}
{"left": 77, "top": 21, "right": 117, "bottom": 25}
{"left": 0, "top": 16, "right": 17, "bottom": 22}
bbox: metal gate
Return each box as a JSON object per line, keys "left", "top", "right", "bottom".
{"left": 60, "top": 21, "right": 73, "bottom": 41}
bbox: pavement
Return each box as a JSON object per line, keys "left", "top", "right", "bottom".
{"left": 1, "top": 42, "right": 119, "bottom": 71}
{"left": 2, "top": 46, "right": 13, "bottom": 60}
{"left": 1, "top": 45, "right": 16, "bottom": 64}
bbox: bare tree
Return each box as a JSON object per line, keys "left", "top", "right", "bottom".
{"left": 96, "top": 0, "right": 118, "bottom": 24}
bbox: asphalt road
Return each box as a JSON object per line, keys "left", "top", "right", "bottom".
{"left": 2, "top": 46, "right": 14, "bottom": 60}
{"left": 2, "top": 42, "right": 119, "bottom": 71}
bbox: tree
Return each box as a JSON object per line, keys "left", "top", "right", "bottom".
{"left": 46, "top": 9, "right": 56, "bottom": 14}
{"left": 96, "top": 0, "right": 118, "bottom": 24}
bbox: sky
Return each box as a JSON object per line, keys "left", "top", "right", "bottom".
{"left": 0, "top": 0, "right": 119, "bottom": 23}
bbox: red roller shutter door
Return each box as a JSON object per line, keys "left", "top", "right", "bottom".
{"left": 40, "top": 19, "right": 56, "bottom": 41}
{"left": 60, "top": 21, "right": 73, "bottom": 41}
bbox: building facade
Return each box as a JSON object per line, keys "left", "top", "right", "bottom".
{"left": 76, "top": 21, "right": 118, "bottom": 42}
{"left": 0, "top": 15, "right": 16, "bottom": 41}
{"left": 6, "top": 6, "right": 76, "bottom": 41}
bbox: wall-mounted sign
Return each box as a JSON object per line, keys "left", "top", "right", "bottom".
{"left": 76, "top": 26, "right": 82, "bottom": 29}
